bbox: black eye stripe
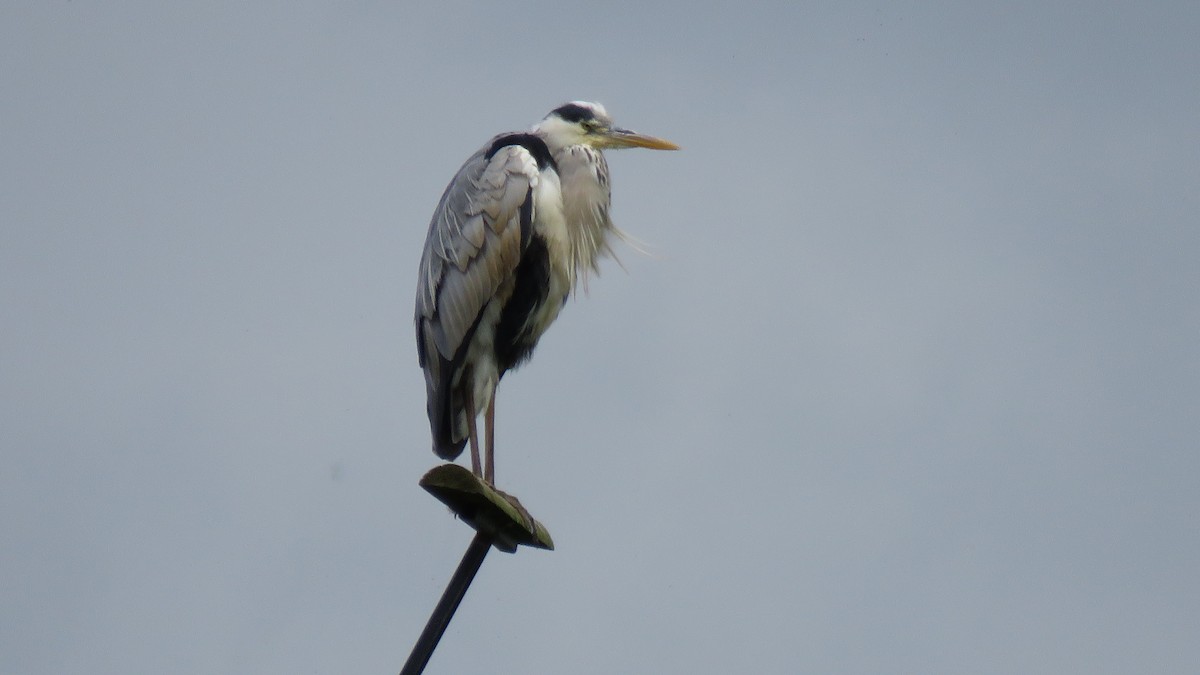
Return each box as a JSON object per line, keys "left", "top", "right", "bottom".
{"left": 551, "top": 103, "right": 595, "bottom": 124}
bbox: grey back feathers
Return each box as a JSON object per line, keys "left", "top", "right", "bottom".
{"left": 415, "top": 139, "right": 551, "bottom": 457}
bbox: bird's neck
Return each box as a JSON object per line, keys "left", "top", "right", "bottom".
{"left": 552, "top": 144, "right": 619, "bottom": 291}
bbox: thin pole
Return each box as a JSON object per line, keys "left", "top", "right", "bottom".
{"left": 400, "top": 532, "right": 492, "bottom": 675}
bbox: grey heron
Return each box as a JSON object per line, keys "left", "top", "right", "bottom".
{"left": 415, "top": 101, "right": 678, "bottom": 484}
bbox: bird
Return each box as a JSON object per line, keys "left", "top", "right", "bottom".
{"left": 415, "top": 101, "right": 678, "bottom": 484}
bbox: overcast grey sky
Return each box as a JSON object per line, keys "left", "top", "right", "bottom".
{"left": 3, "top": 2, "right": 1198, "bottom": 673}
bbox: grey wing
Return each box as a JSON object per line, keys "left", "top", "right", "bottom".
{"left": 415, "top": 143, "right": 542, "bottom": 456}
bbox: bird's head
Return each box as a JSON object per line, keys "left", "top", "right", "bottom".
{"left": 533, "top": 101, "right": 680, "bottom": 153}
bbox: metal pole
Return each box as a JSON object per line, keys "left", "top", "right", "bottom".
{"left": 400, "top": 532, "right": 492, "bottom": 675}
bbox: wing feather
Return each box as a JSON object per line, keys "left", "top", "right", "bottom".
{"left": 415, "top": 140, "right": 544, "bottom": 455}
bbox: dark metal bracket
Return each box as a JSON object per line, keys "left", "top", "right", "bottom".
{"left": 399, "top": 464, "right": 553, "bottom": 675}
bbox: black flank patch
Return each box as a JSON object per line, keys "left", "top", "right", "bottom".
{"left": 493, "top": 233, "right": 553, "bottom": 373}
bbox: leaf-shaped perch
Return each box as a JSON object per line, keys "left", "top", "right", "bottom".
{"left": 419, "top": 464, "right": 554, "bottom": 553}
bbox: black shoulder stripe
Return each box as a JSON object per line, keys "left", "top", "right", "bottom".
{"left": 485, "top": 133, "right": 557, "bottom": 171}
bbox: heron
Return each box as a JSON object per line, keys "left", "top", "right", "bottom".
{"left": 415, "top": 101, "right": 678, "bottom": 484}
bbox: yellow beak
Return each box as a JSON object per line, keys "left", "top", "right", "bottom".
{"left": 605, "top": 127, "right": 681, "bottom": 150}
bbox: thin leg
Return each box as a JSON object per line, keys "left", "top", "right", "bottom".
{"left": 465, "top": 394, "right": 482, "bottom": 478}
{"left": 484, "top": 392, "right": 496, "bottom": 485}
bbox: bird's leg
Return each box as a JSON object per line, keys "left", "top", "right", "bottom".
{"left": 465, "top": 393, "right": 482, "bottom": 478}
{"left": 484, "top": 392, "right": 496, "bottom": 485}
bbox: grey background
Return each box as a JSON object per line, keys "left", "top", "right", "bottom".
{"left": 3, "top": 2, "right": 1197, "bottom": 673}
